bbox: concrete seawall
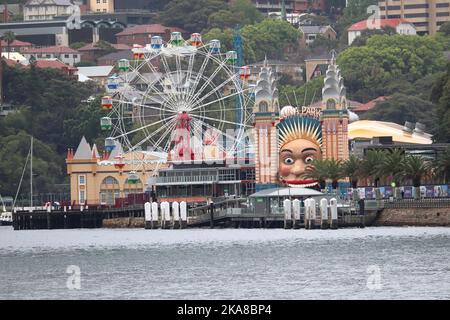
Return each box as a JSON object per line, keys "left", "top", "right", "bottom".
{"left": 102, "top": 218, "right": 145, "bottom": 228}
{"left": 374, "top": 208, "right": 450, "bottom": 227}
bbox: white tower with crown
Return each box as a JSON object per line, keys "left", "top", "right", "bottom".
{"left": 320, "top": 51, "right": 349, "bottom": 161}
{"left": 253, "top": 58, "right": 280, "bottom": 190}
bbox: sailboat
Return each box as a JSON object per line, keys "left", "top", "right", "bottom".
{"left": 10, "top": 136, "right": 35, "bottom": 215}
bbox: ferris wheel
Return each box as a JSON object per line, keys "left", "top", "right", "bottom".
{"left": 100, "top": 32, "right": 254, "bottom": 174}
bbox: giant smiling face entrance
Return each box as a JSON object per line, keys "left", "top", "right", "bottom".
{"left": 277, "top": 114, "right": 323, "bottom": 188}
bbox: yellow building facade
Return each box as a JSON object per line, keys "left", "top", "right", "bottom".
{"left": 89, "top": 0, "right": 115, "bottom": 13}
{"left": 379, "top": 0, "right": 450, "bottom": 34}
{"left": 66, "top": 137, "right": 167, "bottom": 205}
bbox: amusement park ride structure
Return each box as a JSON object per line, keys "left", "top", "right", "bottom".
{"left": 100, "top": 31, "right": 255, "bottom": 184}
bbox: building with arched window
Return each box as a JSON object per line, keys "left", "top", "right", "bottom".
{"left": 66, "top": 136, "right": 167, "bottom": 205}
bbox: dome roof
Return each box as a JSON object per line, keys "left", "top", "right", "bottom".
{"left": 280, "top": 105, "right": 297, "bottom": 119}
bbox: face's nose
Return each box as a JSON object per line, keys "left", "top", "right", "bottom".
{"left": 291, "top": 160, "right": 306, "bottom": 176}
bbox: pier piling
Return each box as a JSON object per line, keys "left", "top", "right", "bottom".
{"left": 283, "top": 199, "right": 292, "bottom": 229}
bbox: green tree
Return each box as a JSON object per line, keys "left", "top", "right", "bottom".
{"left": 279, "top": 76, "right": 323, "bottom": 107}
{"left": 306, "top": 159, "right": 344, "bottom": 190}
{"left": 70, "top": 42, "right": 87, "bottom": 50}
{"left": 434, "top": 146, "right": 450, "bottom": 184}
{"left": 335, "top": 0, "right": 378, "bottom": 36}
{"left": 208, "top": 0, "right": 263, "bottom": 30}
{"left": 376, "top": 149, "right": 405, "bottom": 186}
{"left": 0, "top": 132, "right": 63, "bottom": 198}
{"left": 2, "top": 31, "right": 16, "bottom": 60}
{"left": 241, "top": 19, "right": 300, "bottom": 62}
{"left": 342, "top": 155, "right": 362, "bottom": 188}
{"left": 432, "top": 63, "right": 450, "bottom": 142}
{"left": 362, "top": 93, "right": 436, "bottom": 133}
{"left": 161, "top": 0, "right": 227, "bottom": 33}
{"left": 360, "top": 150, "right": 386, "bottom": 187}
{"left": 351, "top": 26, "right": 396, "bottom": 47}
{"left": 401, "top": 155, "right": 431, "bottom": 199}
{"left": 438, "top": 21, "right": 450, "bottom": 36}
{"left": 338, "top": 34, "right": 446, "bottom": 102}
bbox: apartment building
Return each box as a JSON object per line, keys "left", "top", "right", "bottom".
{"left": 252, "top": 0, "right": 326, "bottom": 14}
{"left": 379, "top": 0, "right": 450, "bottom": 34}
{"left": 24, "top": 0, "right": 73, "bottom": 21}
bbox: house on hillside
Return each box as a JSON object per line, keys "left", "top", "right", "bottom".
{"left": 0, "top": 39, "right": 33, "bottom": 53}
{"left": 351, "top": 96, "right": 389, "bottom": 115}
{"left": 298, "top": 25, "right": 336, "bottom": 47}
{"left": 24, "top": 0, "right": 74, "bottom": 21}
{"left": 22, "top": 45, "right": 81, "bottom": 66}
{"left": 78, "top": 42, "right": 131, "bottom": 63}
{"left": 116, "top": 24, "right": 188, "bottom": 47}
{"left": 77, "top": 65, "right": 114, "bottom": 85}
{"left": 97, "top": 50, "right": 133, "bottom": 66}
{"left": 348, "top": 18, "right": 416, "bottom": 45}
{"left": 32, "top": 59, "right": 78, "bottom": 76}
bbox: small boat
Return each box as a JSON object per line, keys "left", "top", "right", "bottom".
{"left": 0, "top": 211, "right": 12, "bottom": 226}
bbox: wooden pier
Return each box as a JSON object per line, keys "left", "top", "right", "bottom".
{"left": 11, "top": 198, "right": 377, "bottom": 231}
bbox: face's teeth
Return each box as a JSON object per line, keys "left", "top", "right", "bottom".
{"left": 288, "top": 182, "right": 318, "bottom": 188}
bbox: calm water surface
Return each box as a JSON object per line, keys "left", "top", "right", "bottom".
{"left": 0, "top": 226, "right": 449, "bottom": 300}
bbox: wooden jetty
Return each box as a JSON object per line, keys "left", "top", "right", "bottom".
{"left": 12, "top": 198, "right": 377, "bottom": 231}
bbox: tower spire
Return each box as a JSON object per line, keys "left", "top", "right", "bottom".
{"left": 330, "top": 49, "right": 337, "bottom": 65}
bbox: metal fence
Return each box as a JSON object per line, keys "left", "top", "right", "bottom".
{"left": 383, "top": 198, "right": 450, "bottom": 209}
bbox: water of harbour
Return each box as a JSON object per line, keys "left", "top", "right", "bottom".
{"left": 0, "top": 226, "right": 449, "bottom": 300}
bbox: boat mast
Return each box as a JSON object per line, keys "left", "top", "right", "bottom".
{"left": 30, "top": 136, "right": 33, "bottom": 210}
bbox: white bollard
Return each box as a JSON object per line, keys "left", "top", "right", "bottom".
{"left": 151, "top": 202, "right": 159, "bottom": 229}
{"left": 320, "top": 198, "right": 329, "bottom": 229}
{"left": 80, "top": 205, "right": 84, "bottom": 212}
{"left": 144, "top": 202, "right": 151, "bottom": 229}
{"left": 304, "top": 199, "right": 310, "bottom": 229}
{"left": 292, "top": 199, "right": 301, "bottom": 229}
{"left": 172, "top": 202, "right": 180, "bottom": 229}
{"left": 161, "top": 202, "right": 171, "bottom": 229}
{"left": 180, "top": 201, "right": 187, "bottom": 228}
{"left": 330, "top": 198, "right": 338, "bottom": 229}
{"left": 283, "top": 199, "right": 292, "bottom": 229}
{"left": 63, "top": 206, "right": 67, "bottom": 213}
{"left": 309, "top": 198, "right": 316, "bottom": 229}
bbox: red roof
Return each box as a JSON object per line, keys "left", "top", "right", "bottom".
{"left": 352, "top": 96, "right": 389, "bottom": 113}
{"left": 116, "top": 24, "right": 186, "bottom": 37}
{"left": 3, "top": 58, "right": 20, "bottom": 67}
{"left": 32, "top": 59, "right": 77, "bottom": 72}
{"left": 78, "top": 42, "right": 131, "bottom": 51}
{"left": 23, "top": 46, "right": 79, "bottom": 54}
{"left": 348, "top": 18, "right": 413, "bottom": 32}
{"left": 0, "top": 39, "right": 33, "bottom": 47}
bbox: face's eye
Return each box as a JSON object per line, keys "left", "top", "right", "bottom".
{"left": 284, "top": 157, "right": 294, "bottom": 165}
{"left": 305, "top": 156, "right": 314, "bottom": 164}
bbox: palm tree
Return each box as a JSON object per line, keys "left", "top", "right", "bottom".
{"left": 360, "top": 150, "right": 387, "bottom": 187}
{"left": 342, "top": 155, "right": 362, "bottom": 188}
{"left": 376, "top": 149, "right": 405, "bottom": 186}
{"left": 3, "top": 31, "right": 16, "bottom": 60}
{"left": 305, "top": 159, "right": 329, "bottom": 190}
{"left": 306, "top": 159, "right": 344, "bottom": 191}
{"left": 434, "top": 146, "right": 450, "bottom": 184}
{"left": 326, "top": 159, "right": 344, "bottom": 190}
{"left": 402, "top": 155, "right": 432, "bottom": 200}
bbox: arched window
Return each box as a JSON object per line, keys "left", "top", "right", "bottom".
{"left": 100, "top": 176, "right": 120, "bottom": 205}
{"left": 326, "top": 99, "right": 336, "bottom": 110}
{"left": 259, "top": 101, "right": 268, "bottom": 113}
{"left": 123, "top": 178, "right": 143, "bottom": 197}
